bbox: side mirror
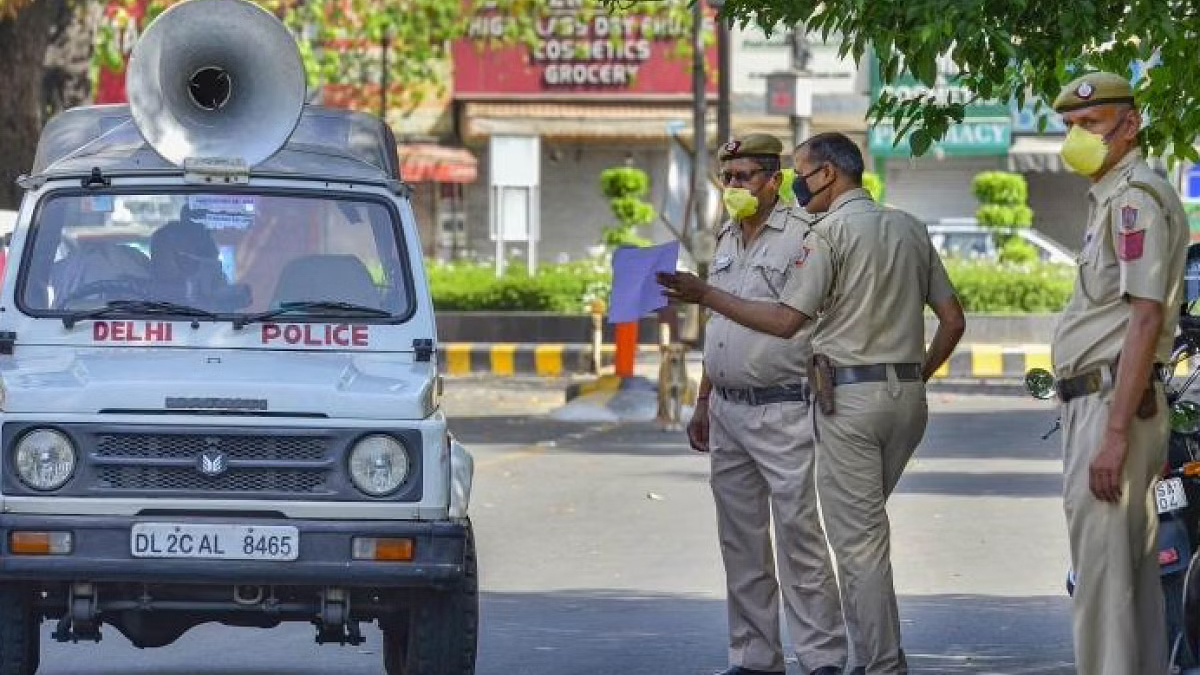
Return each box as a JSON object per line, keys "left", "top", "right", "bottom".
{"left": 1171, "top": 400, "right": 1200, "bottom": 435}
{"left": 1025, "top": 368, "right": 1056, "bottom": 400}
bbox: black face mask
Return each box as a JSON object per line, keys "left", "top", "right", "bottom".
{"left": 793, "top": 165, "right": 832, "bottom": 207}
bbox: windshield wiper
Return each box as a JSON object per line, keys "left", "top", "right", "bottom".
{"left": 62, "top": 300, "right": 219, "bottom": 329}
{"left": 232, "top": 301, "right": 392, "bottom": 329}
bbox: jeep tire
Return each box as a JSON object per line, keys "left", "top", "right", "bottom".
{"left": 0, "top": 586, "right": 39, "bottom": 675}
{"left": 383, "top": 522, "right": 478, "bottom": 675}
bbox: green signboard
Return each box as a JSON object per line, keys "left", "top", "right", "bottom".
{"left": 869, "top": 119, "right": 1011, "bottom": 157}
{"left": 868, "top": 54, "right": 1012, "bottom": 157}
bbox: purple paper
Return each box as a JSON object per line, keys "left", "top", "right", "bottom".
{"left": 607, "top": 241, "right": 680, "bottom": 324}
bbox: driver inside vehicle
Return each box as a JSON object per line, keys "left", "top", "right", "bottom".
{"left": 50, "top": 240, "right": 150, "bottom": 309}
{"left": 148, "top": 207, "right": 250, "bottom": 310}
{"left": 49, "top": 205, "right": 252, "bottom": 312}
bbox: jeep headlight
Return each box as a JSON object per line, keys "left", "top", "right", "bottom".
{"left": 348, "top": 434, "right": 409, "bottom": 496}
{"left": 15, "top": 429, "right": 76, "bottom": 491}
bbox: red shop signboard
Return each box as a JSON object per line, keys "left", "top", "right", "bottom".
{"left": 93, "top": 0, "right": 149, "bottom": 104}
{"left": 453, "top": 2, "right": 716, "bottom": 98}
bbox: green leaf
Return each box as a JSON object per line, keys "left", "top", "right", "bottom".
{"left": 909, "top": 129, "right": 933, "bottom": 156}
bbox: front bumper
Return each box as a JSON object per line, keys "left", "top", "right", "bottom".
{"left": 0, "top": 514, "right": 468, "bottom": 587}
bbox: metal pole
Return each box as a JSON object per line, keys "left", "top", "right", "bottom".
{"left": 527, "top": 186, "right": 537, "bottom": 275}
{"left": 690, "top": 1, "right": 710, "bottom": 349}
{"left": 494, "top": 186, "right": 505, "bottom": 277}
{"left": 789, "top": 25, "right": 811, "bottom": 151}
{"left": 691, "top": 0, "right": 708, "bottom": 246}
{"left": 380, "top": 29, "right": 390, "bottom": 120}
{"left": 792, "top": 116, "right": 810, "bottom": 151}
{"left": 716, "top": 15, "right": 731, "bottom": 148}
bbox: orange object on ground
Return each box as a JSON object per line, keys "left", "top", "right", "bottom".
{"left": 614, "top": 321, "right": 638, "bottom": 377}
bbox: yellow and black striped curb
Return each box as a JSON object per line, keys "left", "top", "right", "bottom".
{"left": 438, "top": 343, "right": 1195, "bottom": 378}
{"left": 439, "top": 343, "right": 649, "bottom": 377}
{"left": 933, "top": 344, "right": 1194, "bottom": 379}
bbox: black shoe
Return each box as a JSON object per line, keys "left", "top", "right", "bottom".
{"left": 716, "top": 668, "right": 786, "bottom": 675}
{"left": 809, "top": 667, "right": 843, "bottom": 675}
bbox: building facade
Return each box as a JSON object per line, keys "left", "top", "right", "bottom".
{"left": 449, "top": 0, "right": 717, "bottom": 265}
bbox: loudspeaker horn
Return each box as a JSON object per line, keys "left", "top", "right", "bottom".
{"left": 126, "top": 0, "right": 307, "bottom": 168}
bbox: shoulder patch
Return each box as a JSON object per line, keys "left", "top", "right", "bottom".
{"left": 1120, "top": 205, "right": 1139, "bottom": 231}
{"left": 794, "top": 245, "right": 812, "bottom": 267}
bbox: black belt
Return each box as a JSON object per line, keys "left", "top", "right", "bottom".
{"left": 832, "top": 363, "right": 922, "bottom": 386}
{"left": 716, "top": 383, "right": 809, "bottom": 405}
{"left": 1057, "top": 363, "right": 1163, "bottom": 402}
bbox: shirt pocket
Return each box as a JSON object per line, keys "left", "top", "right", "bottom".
{"left": 746, "top": 253, "right": 792, "bottom": 300}
{"left": 708, "top": 253, "right": 736, "bottom": 291}
{"left": 1078, "top": 211, "right": 1121, "bottom": 302}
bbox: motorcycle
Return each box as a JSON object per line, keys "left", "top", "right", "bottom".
{"left": 1023, "top": 243, "right": 1200, "bottom": 673}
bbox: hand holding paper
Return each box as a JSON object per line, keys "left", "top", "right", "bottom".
{"left": 656, "top": 270, "right": 709, "bottom": 305}
{"left": 607, "top": 241, "right": 680, "bottom": 324}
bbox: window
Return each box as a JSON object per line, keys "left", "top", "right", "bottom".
{"left": 20, "top": 191, "right": 411, "bottom": 319}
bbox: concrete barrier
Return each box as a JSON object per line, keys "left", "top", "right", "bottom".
{"left": 437, "top": 342, "right": 1195, "bottom": 379}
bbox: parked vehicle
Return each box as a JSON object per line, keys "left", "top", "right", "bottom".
{"left": 928, "top": 218, "right": 1075, "bottom": 264}
{"left": 0, "top": 2, "right": 476, "bottom": 674}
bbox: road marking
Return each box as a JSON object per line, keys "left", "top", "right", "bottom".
{"left": 905, "top": 458, "right": 1062, "bottom": 474}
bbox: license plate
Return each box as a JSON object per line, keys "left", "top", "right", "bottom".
{"left": 1156, "top": 477, "right": 1189, "bottom": 514}
{"left": 131, "top": 523, "right": 298, "bottom": 561}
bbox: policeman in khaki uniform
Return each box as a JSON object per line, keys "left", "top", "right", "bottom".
{"left": 1049, "top": 71, "right": 1187, "bottom": 675}
{"left": 683, "top": 133, "right": 848, "bottom": 675}
{"left": 661, "top": 132, "right": 966, "bottom": 675}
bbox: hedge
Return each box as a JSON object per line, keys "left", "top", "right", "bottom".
{"left": 427, "top": 259, "right": 1074, "bottom": 314}
{"left": 427, "top": 260, "right": 611, "bottom": 313}
{"left": 944, "top": 260, "right": 1073, "bottom": 313}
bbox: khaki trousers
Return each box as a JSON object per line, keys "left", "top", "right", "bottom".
{"left": 709, "top": 393, "right": 848, "bottom": 672}
{"left": 1062, "top": 388, "right": 1168, "bottom": 675}
{"left": 815, "top": 378, "right": 928, "bottom": 675}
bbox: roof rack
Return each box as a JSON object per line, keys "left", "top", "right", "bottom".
{"left": 30, "top": 105, "right": 402, "bottom": 184}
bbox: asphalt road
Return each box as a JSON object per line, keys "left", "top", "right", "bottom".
{"left": 34, "top": 381, "right": 1074, "bottom": 675}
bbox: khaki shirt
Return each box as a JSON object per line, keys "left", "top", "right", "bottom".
{"left": 780, "top": 188, "right": 957, "bottom": 366}
{"left": 703, "top": 201, "right": 814, "bottom": 388}
{"left": 1052, "top": 150, "right": 1188, "bottom": 378}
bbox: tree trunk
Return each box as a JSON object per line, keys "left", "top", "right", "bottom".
{"left": 0, "top": 0, "right": 65, "bottom": 210}
{"left": 44, "top": 0, "right": 100, "bottom": 114}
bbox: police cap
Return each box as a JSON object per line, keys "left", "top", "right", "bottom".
{"left": 1052, "top": 71, "right": 1135, "bottom": 113}
{"left": 718, "top": 133, "right": 783, "bottom": 162}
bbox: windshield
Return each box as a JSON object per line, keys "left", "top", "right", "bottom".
{"left": 18, "top": 191, "right": 411, "bottom": 320}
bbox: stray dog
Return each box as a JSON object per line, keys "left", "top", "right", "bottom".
{"left": 656, "top": 343, "right": 693, "bottom": 432}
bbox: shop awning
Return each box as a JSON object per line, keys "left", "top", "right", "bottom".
{"left": 1007, "top": 136, "right": 1066, "bottom": 173}
{"left": 397, "top": 143, "right": 478, "bottom": 183}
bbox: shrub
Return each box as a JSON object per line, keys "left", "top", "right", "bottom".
{"left": 945, "top": 260, "right": 1073, "bottom": 313}
{"left": 973, "top": 171, "right": 1035, "bottom": 263}
{"left": 427, "top": 260, "right": 611, "bottom": 312}
{"left": 976, "top": 203, "right": 1033, "bottom": 229}
{"left": 600, "top": 166, "right": 654, "bottom": 248}
{"left": 999, "top": 238, "right": 1039, "bottom": 265}
{"left": 427, "top": 259, "right": 1074, "bottom": 314}
{"left": 972, "top": 171, "right": 1028, "bottom": 206}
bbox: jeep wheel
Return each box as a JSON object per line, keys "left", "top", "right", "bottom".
{"left": 0, "top": 586, "right": 39, "bottom": 675}
{"left": 383, "top": 522, "right": 478, "bottom": 675}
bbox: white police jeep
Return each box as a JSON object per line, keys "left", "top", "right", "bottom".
{"left": 0, "top": 1, "right": 476, "bottom": 673}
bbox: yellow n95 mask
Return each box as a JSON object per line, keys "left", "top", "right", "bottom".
{"left": 1059, "top": 113, "right": 1129, "bottom": 176}
{"left": 1059, "top": 126, "right": 1108, "bottom": 176}
{"left": 722, "top": 187, "right": 758, "bottom": 220}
